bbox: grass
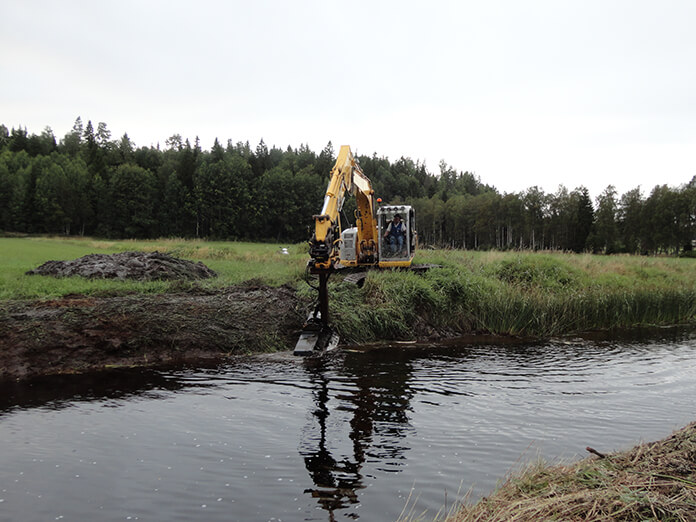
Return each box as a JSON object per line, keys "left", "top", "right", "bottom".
{"left": 329, "top": 250, "right": 696, "bottom": 340}
{"left": 0, "top": 236, "right": 307, "bottom": 299}
{"left": 2, "top": 238, "right": 695, "bottom": 337}
{"left": 445, "top": 422, "right": 696, "bottom": 521}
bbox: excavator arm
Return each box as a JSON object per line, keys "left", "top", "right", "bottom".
{"left": 309, "top": 145, "right": 376, "bottom": 269}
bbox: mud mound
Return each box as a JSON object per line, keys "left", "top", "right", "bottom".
{"left": 26, "top": 251, "right": 217, "bottom": 281}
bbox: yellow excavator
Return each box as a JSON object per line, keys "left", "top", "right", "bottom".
{"left": 294, "top": 145, "right": 417, "bottom": 355}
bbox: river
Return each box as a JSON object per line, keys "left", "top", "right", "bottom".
{"left": 1, "top": 326, "right": 695, "bottom": 521}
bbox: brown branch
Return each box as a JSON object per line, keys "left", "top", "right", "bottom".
{"left": 586, "top": 446, "right": 607, "bottom": 459}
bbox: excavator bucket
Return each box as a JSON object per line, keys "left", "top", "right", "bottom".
{"left": 293, "top": 313, "right": 339, "bottom": 356}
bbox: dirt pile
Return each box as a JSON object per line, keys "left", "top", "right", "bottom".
{"left": 26, "top": 251, "right": 217, "bottom": 281}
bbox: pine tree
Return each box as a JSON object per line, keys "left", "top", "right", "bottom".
{"left": 572, "top": 187, "right": 594, "bottom": 253}
{"left": 593, "top": 185, "right": 619, "bottom": 253}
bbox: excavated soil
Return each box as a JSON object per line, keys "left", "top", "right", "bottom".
{"left": 26, "top": 251, "right": 217, "bottom": 281}
{"left": 0, "top": 282, "right": 307, "bottom": 380}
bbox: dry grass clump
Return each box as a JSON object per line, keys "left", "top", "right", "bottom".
{"left": 449, "top": 422, "right": 696, "bottom": 521}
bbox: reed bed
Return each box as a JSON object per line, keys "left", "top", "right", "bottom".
{"left": 331, "top": 251, "right": 696, "bottom": 341}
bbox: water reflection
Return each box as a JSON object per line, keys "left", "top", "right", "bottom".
{"left": 0, "top": 367, "right": 194, "bottom": 416}
{"left": 341, "top": 348, "right": 415, "bottom": 463}
{"left": 300, "top": 350, "right": 415, "bottom": 519}
{"left": 301, "top": 364, "right": 362, "bottom": 518}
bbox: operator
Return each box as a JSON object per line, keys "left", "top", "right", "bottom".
{"left": 384, "top": 214, "right": 406, "bottom": 255}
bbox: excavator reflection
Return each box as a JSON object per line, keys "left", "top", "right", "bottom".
{"left": 300, "top": 368, "right": 362, "bottom": 514}
{"left": 299, "top": 350, "right": 415, "bottom": 520}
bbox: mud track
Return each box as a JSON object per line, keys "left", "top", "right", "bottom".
{"left": 0, "top": 282, "right": 307, "bottom": 380}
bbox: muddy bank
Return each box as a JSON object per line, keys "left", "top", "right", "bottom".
{"left": 3, "top": 271, "right": 693, "bottom": 381}
{"left": 0, "top": 282, "right": 306, "bottom": 380}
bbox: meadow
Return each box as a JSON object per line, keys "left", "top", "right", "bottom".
{"left": 0, "top": 236, "right": 308, "bottom": 299}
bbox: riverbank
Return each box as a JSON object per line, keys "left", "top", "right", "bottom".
{"left": 1, "top": 237, "right": 695, "bottom": 380}
{"left": 0, "top": 282, "right": 305, "bottom": 380}
{"left": 448, "top": 421, "right": 696, "bottom": 521}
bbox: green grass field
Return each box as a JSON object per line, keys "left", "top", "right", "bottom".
{"left": 0, "top": 236, "right": 308, "bottom": 299}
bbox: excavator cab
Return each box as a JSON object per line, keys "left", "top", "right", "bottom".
{"left": 377, "top": 205, "right": 416, "bottom": 267}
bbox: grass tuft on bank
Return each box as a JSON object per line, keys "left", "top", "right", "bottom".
{"left": 446, "top": 422, "right": 696, "bottom": 521}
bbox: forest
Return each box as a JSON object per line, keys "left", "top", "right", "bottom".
{"left": 1, "top": 118, "right": 694, "bottom": 255}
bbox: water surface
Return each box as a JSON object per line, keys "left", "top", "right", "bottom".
{"left": 1, "top": 327, "right": 695, "bottom": 521}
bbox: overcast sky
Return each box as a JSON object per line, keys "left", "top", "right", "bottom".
{"left": 2, "top": 0, "right": 695, "bottom": 198}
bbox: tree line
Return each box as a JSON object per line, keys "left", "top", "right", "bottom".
{"left": 1, "top": 119, "right": 694, "bottom": 254}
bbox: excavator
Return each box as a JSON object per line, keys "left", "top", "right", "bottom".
{"left": 294, "top": 145, "right": 417, "bottom": 355}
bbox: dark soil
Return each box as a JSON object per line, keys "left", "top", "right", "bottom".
{"left": 26, "top": 251, "right": 217, "bottom": 281}
{"left": 0, "top": 281, "right": 307, "bottom": 380}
